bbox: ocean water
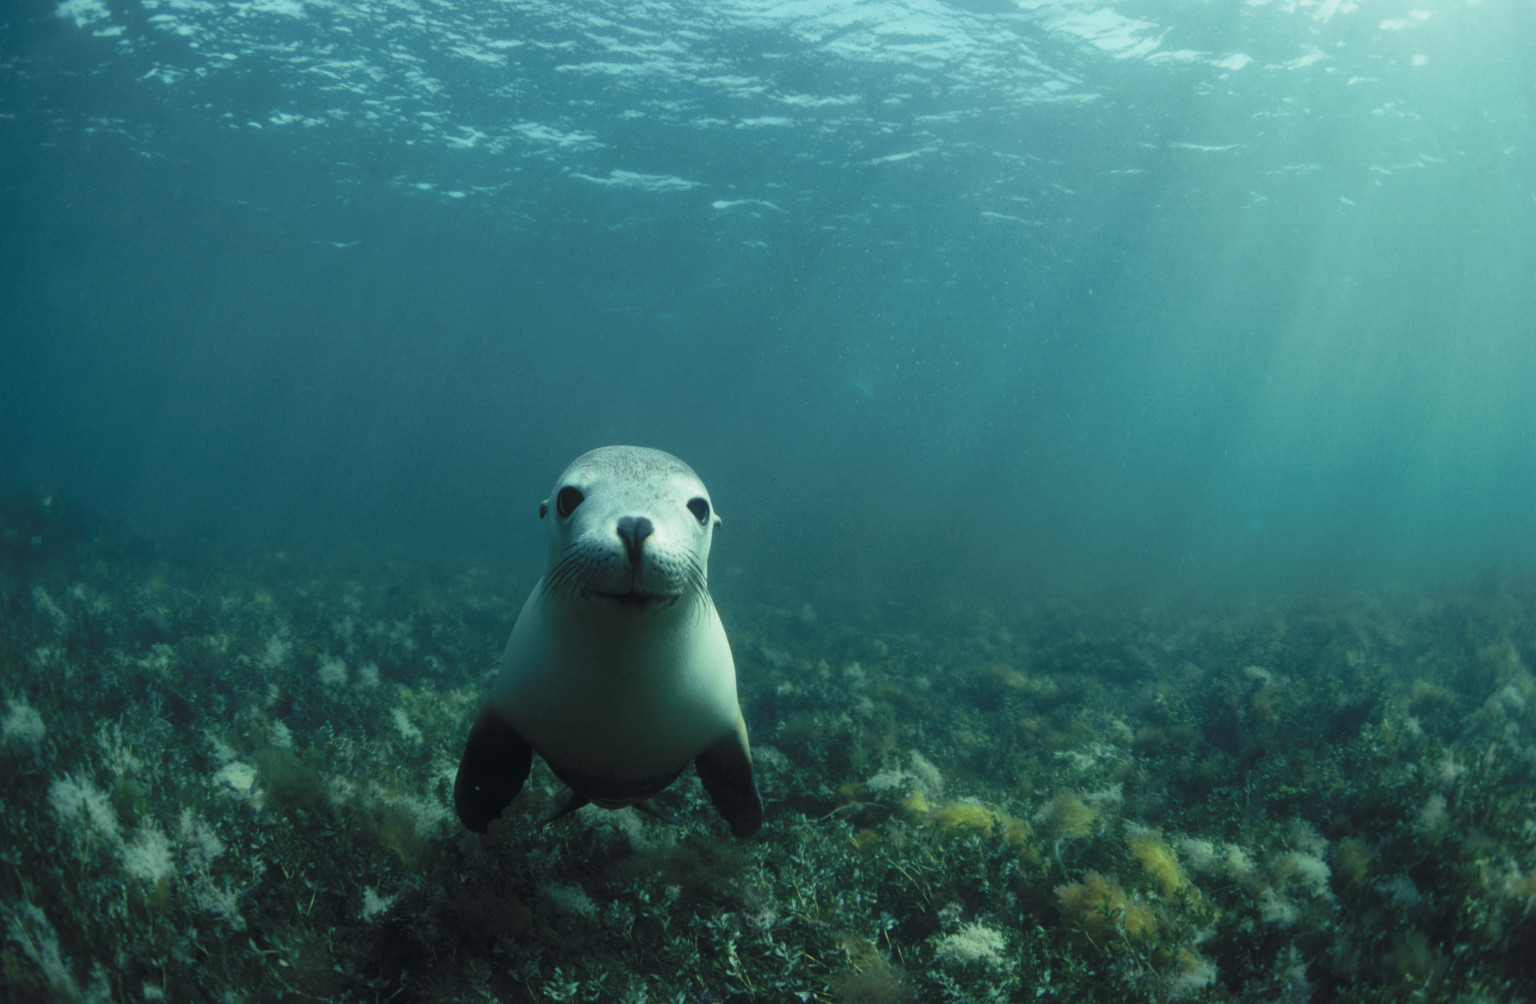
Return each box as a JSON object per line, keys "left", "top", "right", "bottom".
{"left": 5, "top": 0, "right": 1533, "bottom": 604}
{"left": 3, "top": 2, "right": 1536, "bottom": 1001}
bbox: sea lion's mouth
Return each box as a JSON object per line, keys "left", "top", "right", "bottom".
{"left": 583, "top": 589, "right": 679, "bottom": 610}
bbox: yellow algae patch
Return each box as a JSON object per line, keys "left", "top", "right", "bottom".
{"left": 898, "top": 787, "right": 931, "bottom": 820}
{"left": 925, "top": 800, "right": 1034, "bottom": 848}
{"left": 1406, "top": 678, "right": 1456, "bottom": 711}
{"left": 1128, "top": 829, "right": 1217, "bottom": 921}
{"left": 1056, "top": 872, "right": 1157, "bottom": 946}
{"left": 894, "top": 790, "right": 1036, "bottom": 855}
{"left": 1037, "top": 790, "right": 1096, "bottom": 838}
{"left": 1128, "top": 829, "right": 1186, "bottom": 898}
{"left": 980, "top": 661, "right": 1061, "bottom": 701}
{"left": 1001, "top": 816, "right": 1034, "bottom": 849}
{"left": 928, "top": 800, "right": 998, "bottom": 833}
{"left": 989, "top": 664, "right": 1033, "bottom": 691}
{"left": 850, "top": 828, "right": 882, "bottom": 851}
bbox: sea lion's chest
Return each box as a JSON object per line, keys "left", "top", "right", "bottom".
{"left": 491, "top": 587, "right": 739, "bottom": 780}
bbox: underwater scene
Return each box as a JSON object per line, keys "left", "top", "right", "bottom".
{"left": 3, "top": 0, "right": 1535, "bottom": 1001}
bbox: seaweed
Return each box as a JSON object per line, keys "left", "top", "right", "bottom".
{"left": 3, "top": 488, "right": 1535, "bottom": 1002}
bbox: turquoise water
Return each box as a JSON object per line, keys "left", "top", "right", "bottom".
{"left": 2, "top": 2, "right": 1535, "bottom": 1000}
{"left": 4, "top": 0, "right": 1533, "bottom": 602}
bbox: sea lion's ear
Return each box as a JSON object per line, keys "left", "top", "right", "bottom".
{"left": 539, "top": 501, "right": 548, "bottom": 518}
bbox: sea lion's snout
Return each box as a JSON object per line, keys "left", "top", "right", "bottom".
{"left": 581, "top": 514, "right": 678, "bottom": 607}
{"left": 616, "top": 515, "right": 654, "bottom": 566}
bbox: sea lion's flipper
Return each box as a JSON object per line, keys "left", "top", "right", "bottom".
{"left": 454, "top": 705, "right": 533, "bottom": 833}
{"left": 695, "top": 727, "right": 763, "bottom": 837}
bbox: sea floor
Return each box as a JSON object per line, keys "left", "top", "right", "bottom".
{"left": 3, "top": 490, "right": 1534, "bottom": 1003}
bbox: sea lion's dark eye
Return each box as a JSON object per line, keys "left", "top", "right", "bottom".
{"left": 687, "top": 497, "right": 710, "bottom": 525}
{"left": 556, "top": 486, "right": 584, "bottom": 519}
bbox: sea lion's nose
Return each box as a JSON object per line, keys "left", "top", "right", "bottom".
{"left": 616, "top": 516, "right": 654, "bottom": 565}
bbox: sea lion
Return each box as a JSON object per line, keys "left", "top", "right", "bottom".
{"left": 453, "top": 446, "right": 762, "bottom": 837}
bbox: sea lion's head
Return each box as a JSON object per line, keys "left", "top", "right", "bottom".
{"left": 537, "top": 446, "right": 721, "bottom": 611}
